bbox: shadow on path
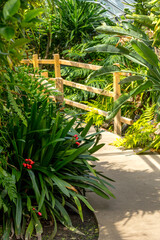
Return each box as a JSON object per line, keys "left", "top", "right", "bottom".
{"left": 88, "top": 151, "right": 160, "bottom": 240}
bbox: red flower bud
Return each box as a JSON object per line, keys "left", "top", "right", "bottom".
{"left": 23, "top": 163, "right": 26, "bottom": 167}
{"left": 25, "top": 159, "right": 29, "bottom": 162}
{"left": 38, "top": 212, "right": 42, "bottom": 216}
{"left": 30, "top": 160, "right": 35, "bottom": 165}
{"left": 74, "top": 134, "right": 78, "bottom": 137}
{"left": 75, "top": 137, "right": 79, "bottom": 140}
{"left": 32, "top": 208, "right": 35, "bottom": 211}
{"left": 26, "top": 164, "right": 32, "bottom": 169}
{"left": 75, "top": 142, "right": 80, "bottom": 146}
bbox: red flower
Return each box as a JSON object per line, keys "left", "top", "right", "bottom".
{"left": 74, "top": 134, "right": 78, "bottom": 137}
{"left": 26, "top": 164, "right": 32, "bottom": 169}
{"left": 23, "top": 163, "right": 26, "bottom": 167}
{"left": 32, "top": 208, "right": 35, "bottom": 211}
{"left": 30, "top": 160, "right": 35, "bottom": 165}
{"left": 38, "top": 212, "right": 42, "bottom": 216}
{"left": 75, "top": 142, "right": 80, "bottom": 146}
{"left": 25, "top": 159, "right": 29, "bottom": 162}
{"left": 75, "top": 137, "right": 79, "bottom": 140}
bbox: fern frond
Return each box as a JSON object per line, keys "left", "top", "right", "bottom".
{"left": 61, "top": 67, "right": 92, "bottom": 80}
{"left": 113, "top": 105, "right": 156, "bottom": 149}
{"left": 142, "top": 104, "right": 155, "bottom": 121}
{"left": 6, "top": 84, "right": 27, "bottom": 127}
{"left": 0, "top": 167, "right": 17, "bottom": 203}
{"left": 0, "top": 195, "right": 8, "bottom": 212}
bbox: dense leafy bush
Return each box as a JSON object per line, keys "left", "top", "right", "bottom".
{"left": 0, "top": 97, "right": 115, "bottom": 239}
{"left": 0, "top": 0, "right": 45, "bottom": 67}
{"left": 30, "top": 0, "right": 113, "bottom": 57}
{"left": 86, "top": 22, "right": 160, "bottom": 121}
{"left": 113, "top": 106, "right": 156, "bottom": 149}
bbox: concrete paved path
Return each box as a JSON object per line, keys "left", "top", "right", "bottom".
{"left": 87, "top": 130, "right": 160, "bottom": 240}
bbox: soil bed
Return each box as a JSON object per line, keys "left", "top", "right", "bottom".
{"left": 41, "top": 205, "right": 99, "bottom": 240}
{"left": 0, "top": 205, "right": 99, "bottom": 240}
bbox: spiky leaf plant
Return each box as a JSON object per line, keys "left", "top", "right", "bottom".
{"left": 0, "top": 97, "right": 115, "bottom": 239}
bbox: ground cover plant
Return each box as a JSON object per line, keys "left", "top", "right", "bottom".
{"left": 113, "top": 105, "right": 156, "bottom": 149}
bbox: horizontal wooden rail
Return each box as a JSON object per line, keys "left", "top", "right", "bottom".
{"left": 21, "top": 58, "right": 130, "bottom": 77}
{"left": 63, "top": 79, "right": 114, "bottom": 97}
{"left": 64, "top": 99, "right": 109, "bottom": 117}
{"left": 39, "top": 59, "right": 55, "bottom": 64}
{"left": 59, "top": 59, "right": 101, "bottom": 70}
{"left": 21, "top": 59, "right": 32, "bottom": 64}
{"left": 21, "top": 53, "right": 134, "bottom": 135}
{"left": 120, "top": 116, "right": 133, "bottom": 125}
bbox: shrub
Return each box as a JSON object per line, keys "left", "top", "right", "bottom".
{"left": 113, "top": 105, "right": 156, "bottom": 149}
{"left": 0, "top": 98, "right": 115, "bottom": 239}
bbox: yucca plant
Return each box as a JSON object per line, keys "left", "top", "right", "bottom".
{"left": 0, "top": 99, "right": 115, "bottom": 239}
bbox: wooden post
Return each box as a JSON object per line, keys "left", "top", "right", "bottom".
{"left": 53, "top": 54, "right": 64, "bottom": 104}
{"left": 32, "top": 54, "right": 39, "bottom": 71}
{"left": 41, "top": 71, "right": 49, "bottom": 98}
{"left": 113, "top": 72, "right": 121, "bottom": 135}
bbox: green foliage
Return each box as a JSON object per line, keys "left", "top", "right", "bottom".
{"left": 84, "top": 110, "right": 105, "bottom": 127}
{"left": 30, "top": 0, "right": 112, "bottom": 57}
{"left": 0, "top": 0, "right": 44, "bottom": 67}
{"left": 3, "top": 0, "right": 20, "bottom": 20}
{"left": 0, "top": 96, "right": 115, "bottom": 238}
{"left": 126, "top": 0, "right": 160, "bottom": 46}
{"left": 113, "top": 105, "right": 156, "bottom": 149}
{"left": 0, "top": 167, "right": 17, "bottom": 213}
{"left": 0, "top": 66, "right": 58, "bottom": 128}
{"left": 86, "top": 22, "right": 160, "bottom": 120}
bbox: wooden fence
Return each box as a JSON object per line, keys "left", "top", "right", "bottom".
{"left": 21, "top": 53, "right": 134, "bottom": 135}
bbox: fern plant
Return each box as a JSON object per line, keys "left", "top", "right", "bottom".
{"left": 1, "top": 66, "right": 58, "bottom": 127}
{"left": 0, "top": 167, "right": 17, "bottom": 214}
{"left": 113, "top": 105, "right": 156, "bottom": 149}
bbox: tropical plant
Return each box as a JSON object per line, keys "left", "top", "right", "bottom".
{"left": 126, "top": 0, "right": 160, "bottom": 46}
{"left": 0, "top": 66, "right": 58, "bottom": 127}
{"left": 86, "top": 22, "right": 160, "bottom": 121}
{"left": 31, "top": 0, "right": 112, "bottom": 57}
{"left": 0, "top": 0, "right": 45, "bottom": 67}
{"left": 0, "top": 99, "right": 115, "bottom": 239}
{"left": 113, "top": 105, "right": 156, "bottom": 149}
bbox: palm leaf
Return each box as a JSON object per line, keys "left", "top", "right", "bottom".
{"left": 86, "top": 44, "right": 130, "bottom": 54}
{"left": 96, "top": 25, "right": 149, "bottom": 42}
{"left": 131, "top": 40, "right": 159, "bottom": 67}
{"left": 106, "top": 80, "right": 152, "bottom": 120}
{"left": 120, "top": 75, "right": 144, "bottom": 84}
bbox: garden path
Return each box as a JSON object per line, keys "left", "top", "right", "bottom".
{"left": 87, "top": 129, "right": 160, "bottom": 240}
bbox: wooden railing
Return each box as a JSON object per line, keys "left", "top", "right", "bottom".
{"left": 21, "top": 53, "right": 133, "bottom": 135}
